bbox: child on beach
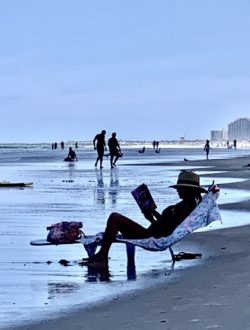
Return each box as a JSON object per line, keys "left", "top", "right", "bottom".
{"left": 82, "top": 170, "right": 207, "bottom": 266}
{"left": 204, "top": 140, "right": 211, "bottom": 159}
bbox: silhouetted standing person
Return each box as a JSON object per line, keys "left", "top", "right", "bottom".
{"left": 152, "top": 140, "right": 156, "bottom": 149}
{"left": 233, "top": 139, "right": 237, "bottom": 149}
{"left": 108, "top": 132, "right": 122, "bottom": 168}
{"left": 93, "top": 130, "right": 107, "bottom": 169}
{"left": 204, "top": 140, "right": 211, "bottom": 159}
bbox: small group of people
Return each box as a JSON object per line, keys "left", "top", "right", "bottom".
{"left": 152, "top": 140, "right": 160, "bottom": 151}
{"left": 52, "top": 141, "right": 78, "bottom": 151}
{"left": 81, "top": 170, "right": 208, "bottom": 266}
{"left": 51, "top": 142, "right": 58, "bottom": 150}
{"left": 93, "top": 130, "right": 122, "bottom": 169}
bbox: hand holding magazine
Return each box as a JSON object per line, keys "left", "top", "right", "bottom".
{"left": 131, "top": 183, "right": 157, "bottom": 212}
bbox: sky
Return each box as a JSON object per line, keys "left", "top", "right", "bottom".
{"left": 1, "top": 1, "right": 250, "bottom": 143}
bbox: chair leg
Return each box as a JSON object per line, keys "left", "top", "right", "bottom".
{"left": 84, "top": 242, "right": 98, "bottom": 257}
{"left": 126, "top": 243, "right": 136, "bottom": 267}
{"left": 169, "top": 246, "right": 175, "bottom": 264}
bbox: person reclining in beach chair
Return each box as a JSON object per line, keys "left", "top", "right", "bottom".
{"left": 30, "top": 171, "right": 221, "bottom": 266}
{"left": 81, "top": 170, "right": 215, "bottom": 266}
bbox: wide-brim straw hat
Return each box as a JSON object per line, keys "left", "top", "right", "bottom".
{"left": 169, "top": 170, "right": 207, "bottom": 193}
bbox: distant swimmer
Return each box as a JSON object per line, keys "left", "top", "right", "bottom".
{"left": 138, "top": 146, "right": 145, "bottom": 154}
{"left": 93, "top": 130, "right": 107, "bottom": 169}
{"left": 64, "top": 147, "right": 78, "bottom": 161}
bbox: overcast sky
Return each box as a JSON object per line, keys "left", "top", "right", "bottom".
{"left": 1, "top": 1, "right": 250, "bottom": 142}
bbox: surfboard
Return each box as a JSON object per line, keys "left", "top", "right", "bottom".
{"left": 64, "top": 157, "right": 77, "bottom": 162}
{"left": 30, "top": 239, "right": 82, "bottom": 246}
{"left": 0, "top": 182, "right": 33, "bottom": 187}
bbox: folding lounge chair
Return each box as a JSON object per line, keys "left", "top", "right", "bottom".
{"left": 31, "top": 189, "right": 221, "bottom": 265}
{"left": 80, "top": 190, "right": 221, "bottom": 264}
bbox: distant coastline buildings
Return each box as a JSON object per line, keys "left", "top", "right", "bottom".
{"left": 211, "top": 117, "right": 250, "bottom": 142}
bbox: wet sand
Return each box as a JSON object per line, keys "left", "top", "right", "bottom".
{"left": 7, "top": 155, "right": 250, "bottom": 330}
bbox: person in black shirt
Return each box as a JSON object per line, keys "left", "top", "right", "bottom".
{"left": 93, "top": 130, "right": 107, "bottom": 169}
{"left": 108, "top": 132, "right": 122, "bottom": 168}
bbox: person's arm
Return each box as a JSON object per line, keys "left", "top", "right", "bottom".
{"left": 93, "top": 136, "right": 97, "bottom": 149}
{"left": 117, "top": 140, "right": 121, "bottom": 152}
{"left": 142, "top": 208, "right": 162, "bottom": 224}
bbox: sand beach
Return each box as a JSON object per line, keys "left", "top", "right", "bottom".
{"left": 5, "top": 151, "right": 250, "bottom": 330}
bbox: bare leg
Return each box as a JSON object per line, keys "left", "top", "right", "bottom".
{"left": 113, "top": 155, "right": 119, "bottom": 166}
{"left": 95, "top": 157, "right": 100, "bottom": 167}
{"left": 99, "top": 155, "right": 104, "bottom": 169}
{"left": 110, "top": 155, "right": 114, "bottom": 168}
{"left": 86, "top": 213, "right": 151, "bottom": 263}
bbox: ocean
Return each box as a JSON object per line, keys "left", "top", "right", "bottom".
{"left": 0, "top": 143, "right": 250, "bottom": 329}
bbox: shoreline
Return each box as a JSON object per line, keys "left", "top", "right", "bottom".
{"left": 5, "top": 155, "right": 250, "bottom": 330}
{"left": 10, "top": 225, "right": 250, "bottom": 330}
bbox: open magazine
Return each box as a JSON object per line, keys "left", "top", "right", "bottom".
{"left": 131, "top": 183, "right": 157, "bottom": 212}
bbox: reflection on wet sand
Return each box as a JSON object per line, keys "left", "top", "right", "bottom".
{"left": 47, "top": 282, "right": 81, "bottom": 299}
{"left": 109, "top": 169, "right": 119, "bottom": 204}
{"left": 94, "top": 169, "right": 120, "bottom": 204}
{"left": 84, "top": 264, "right": 111, "bottom": 282}
{"left": 95, "top": 169, "right": 105, "bottom": 203}
{"left": 82, "top": 262, "right": 136, "bottom": 282}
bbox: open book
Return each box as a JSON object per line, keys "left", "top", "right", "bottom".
{"left": 131, "top": 183, "right": 157, "bottom": 212}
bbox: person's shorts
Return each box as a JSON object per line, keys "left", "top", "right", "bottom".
{"left": 97, "top": 147, "right": 104, "bottom": 157}
{"left": 110, "top": 150, "right": 120, "bottom": 157}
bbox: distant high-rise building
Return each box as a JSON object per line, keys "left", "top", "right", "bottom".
{"left": 211, "top": 130, "right": 222, "bottom": 140}
{"left": 228, "top": 118, "right": 250, "bottom": 140}
{"left": 221, "top": 128, "right": 228, "bottom": 140}
{"left": 210, "top": 128, "right": 228, "bottom": 141}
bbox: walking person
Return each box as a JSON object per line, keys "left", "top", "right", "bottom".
{"left": 108, "top": 132, "right": 122, "bottom": 168}
{"left": 93, "top": 130, "right": 107, "bottom": 169}
{"left": 204, "top": 140, "right": 211, "bottom": 159}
